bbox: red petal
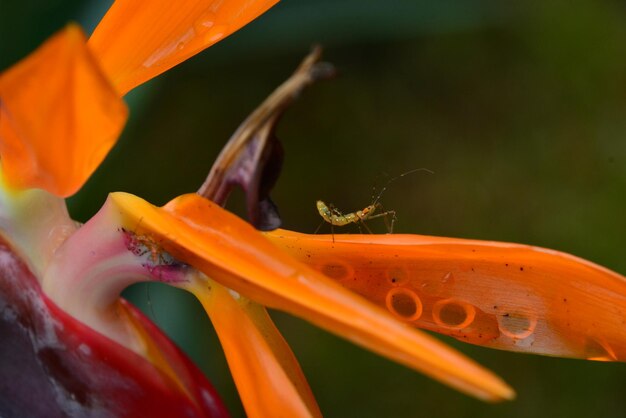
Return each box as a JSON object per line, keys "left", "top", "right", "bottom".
{"left": 0, "top": 235, "right": 228, "bottom": 417}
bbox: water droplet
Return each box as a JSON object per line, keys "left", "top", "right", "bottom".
{"left": 585, "top": 338, "right": 617, "bottom": 361}
{"left": 497, "top": 312, "right": 537, "bottom": 340}
{"left": 441, "top": 271, "right": 455, "bottom": 284}
{"left": 203, "top": 24, "right": 228, "bottom": 44}
{"left": 385, "top": 266, "right": 409, "bottom": 286}
{"left": 320, "top": 260, "right": 353, "bottom": 280}
{"left": 193, "top": 8, "right": 218, "bottom": 34}
{"left": 78, "top": 344, "right": 91, "bottom": 356}
{"left": 385, "top": 288, "right": 423, "bottom": 321}
{"left": 432, "top": 298, "right": 476, "bottom": 330}
{"left": 142, "top": 28, "right": 195, "bottom": 68}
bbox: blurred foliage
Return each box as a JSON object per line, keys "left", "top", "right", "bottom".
{"left": 2, "top": 0, "right": 626, "bottom": 417}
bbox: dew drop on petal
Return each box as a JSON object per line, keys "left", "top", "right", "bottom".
{"left": 385, "top": 288, "right": 423, "bottom": 321}
{"left": 77, "top": 344, "right": 91, "bottom": 356}
{"left": 432, "top": 298, "right": 476, "bottom": 330}
{"left": 193, "top": 10, "right": 217, "bottom": 34}
{"left": 585, "top": 338, "right": 617, "bottom": 361}
{"left": 320, "top": 260, "right": 353, "bottom": 280}
{"left": 227, "top": 289, "right": 241, "bottom": 300}
{"left": 385, "top": 266, "right": 409, "bottom": 286}
{"left": 201, "top": 24, "right": 228, "bottom": 44}
{"left": 497, "top": 312, "right": 537, "bottom": 340}
{"left": 441, "top": 271, "right": 455, "bottom": 285}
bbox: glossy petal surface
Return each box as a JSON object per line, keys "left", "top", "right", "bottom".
{"left": 266, "top": 230, "right": 626, "bottom": 362}
{"left": 0, "top": 25, "right": 127, "bottom": 197}
{"left": 89, "top": 0, "right": 279, "bottom": 95}
{"left": 109, "top": 192, "right": 515, "bottom": 402}
{"left": 188, "top": 277, "right": 321, "bottom": 417}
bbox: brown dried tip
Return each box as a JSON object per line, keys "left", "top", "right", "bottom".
{"left": 198, "top": 46, "right": 335, "bottom": 230}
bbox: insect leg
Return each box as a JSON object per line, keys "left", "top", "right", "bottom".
{"left": 387, "top": 210, "right": 397, "bottom": 234}
{"left": 314, "top": 219, "right": 325, "bottom": 234}
{"left": 366, "top": 209, "right": 397, "bottom": 233}
{"left": 328, "top": 203, "right": 341, "bottom": 243}
{"left": 360, "top": 220, "right": 374, "bottom": 234}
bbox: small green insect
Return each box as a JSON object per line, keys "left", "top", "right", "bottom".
{"left": 316, "top": 168, "right": 432, "bottom": 234}
{"left": 316, "top": 200, "right": 396, "bottom": 231}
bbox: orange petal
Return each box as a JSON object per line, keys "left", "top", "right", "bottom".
{"left": 265, "top": 230, "right": 626, "bottom": 362}
{"left": 0, "top": 24, "right": 128, "bottom": 197}
{"left": 186, "top": 276, "right": 321, "bottom": 417}
{"left": 109, "top": 192, "right": 515, "bottom": 402}
{"left": 89, "top": 0, "right": 279, "bottom": 95}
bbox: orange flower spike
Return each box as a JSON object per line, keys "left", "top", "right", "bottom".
{"left": 185, "top": 276, "right": 322, "bottom": 417}
{"left": 109, "top": 192, "right": 515, "bottom": 403}
{"left": 0, "top": 25, "right": 127, "bottom": 197}
{"left": 89, "top": 0, "right": 280, "bottom": 95}
{"left": 265, "top": 230, "right": 626, "bottom": 362}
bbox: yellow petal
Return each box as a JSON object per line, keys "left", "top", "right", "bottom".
{"left": 0, "top": 24, "right": 127, "bottom": 197}
{"left": 109, "top": 192, "right": 515, "bottom": 402}
{"left": 186, "top": 276, "right": 321, "bottom": 417}
{"left": 265, "top": 229, "right": 626, "bottom": 362}
{"left": 89, "top": 0, "right": 279, "bottom": 95}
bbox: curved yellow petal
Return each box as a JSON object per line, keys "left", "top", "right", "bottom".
{"left": 109, "top": 192, "right": 515, "bottom": 402}
{"left": 265, "top": 229, "right": 626, "bottom": 362}
{"left": 186, "top": 276, "right": 321, "bottom": 418}
{"left": 89, "top": 0, "right": 279, "bottom": 95}
{"left": 0, "top": 24, "right": 127, "bottom": 197}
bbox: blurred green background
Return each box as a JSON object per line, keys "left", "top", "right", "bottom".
{"left": 2, "top": 0, "right": 626, "bottom": 416}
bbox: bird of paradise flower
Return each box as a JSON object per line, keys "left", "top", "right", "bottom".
{"left": 1, "top": 1, "right": 625, "bottom": 417}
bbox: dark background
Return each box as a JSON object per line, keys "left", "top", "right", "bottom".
{"left": 2, "top": 1, "right": 626, "bottom": 416}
